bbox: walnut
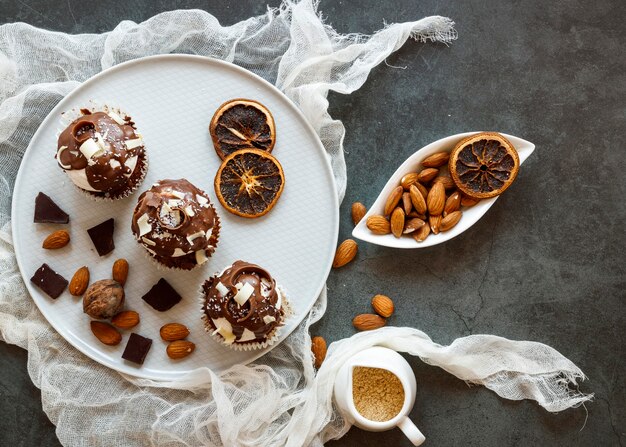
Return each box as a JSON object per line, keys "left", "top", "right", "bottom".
{"left": 83, "top": 279, "right": 125, "bottom": 319}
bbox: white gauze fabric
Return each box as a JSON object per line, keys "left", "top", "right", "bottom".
{"left": 0, "top": 2, "right": 591, "bottom": 446}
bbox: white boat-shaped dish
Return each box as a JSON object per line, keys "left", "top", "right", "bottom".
{"left": 352, "top": 132, "right": 535, "bottom": 248}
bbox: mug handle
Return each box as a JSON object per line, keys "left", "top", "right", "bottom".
{"left": 397, "top": 416, "right": 426, "bottom": 446}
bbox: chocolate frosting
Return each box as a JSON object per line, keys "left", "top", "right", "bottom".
{"left": 203, "top": 260, "right": 284, "bottom": 343}
{"left": 131, "top": 179, "right": 218, "bottom": 264}
{"left": 57, "top": 110, "right": 144, "bottom": 193}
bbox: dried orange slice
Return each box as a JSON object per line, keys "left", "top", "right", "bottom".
{"left": 449, "top": 132, "right": 520, "bottom": 199}
{"left": 209, "top": 99, "right": 276, "bottom": 160}
{"left": 214, "top": 149, "right": 285, "bottom": 218}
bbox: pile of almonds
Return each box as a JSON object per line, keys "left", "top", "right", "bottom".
{"left": 353, "top": 294, "right": 394, "bottom": 331}
{"left": 366, "top": 151, "right": 480, "bottom": 242}
{"left": 161, "top": 323, "right": 195, "bottom": 360}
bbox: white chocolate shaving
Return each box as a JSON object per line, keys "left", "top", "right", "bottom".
{"left": 184, "top": 205, "right": 195, "bottom": 217}
{"left": 137, "top": 214, "right": 152, "bottom": 236}
{"left": 172, "top": 248, "right": 187, "bottom": 257}
{"left": 124, "top": 138, "right": 143, "bottom": 150}
{"left": 79, "top": 138, "right": 103, "bottom": 159}
{"left": 109, "top": 159, "right": 121, "bottom": 169}
{"left": 263, "top": 315, "right": 276, "bottom": 325}
{"left": 107, "top": 111, "right": 126, "bottom": 125}
{"left": 186, "top": 231, "right": 205, "bottom": 245}
{"left": 196, "top": 194, "right": 209, "bottom": 206}
{"left": 215, "top": 281, "right": 229, "bottom": 297}
{"left": 141, "top": 237, "right": 156, "bottom": 246}
{"left": 234, "top": 283, "right": 254, "bottom": 306}
{"left": 211, "top": 318, "right": 235, "bottom": 344}
{"left": 171, "top": 190, "right": 186, "bottom": 199}
{"left": 239, "top": 329, "right": 257, "bottom": 342}
{"left": 195, "top": 249, "right": 208, "bottom": 265}
{"left": 56, "top": 146, "right": 71, "bottom": 169}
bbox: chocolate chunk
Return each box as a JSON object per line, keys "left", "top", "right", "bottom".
{"left": 30, "top": 263, "right": 68, "bottom": 299}
{"left": 87, "top": 218, "right": 115, "bottom": 256}
{"left": 142, "top": 278, "right": 182, "bottom": 311}
{"left": 34, "top": 192, "right": 69, "bottom": 224}
{"left": 121, "top": 333, "right": 152, "bottom": 365}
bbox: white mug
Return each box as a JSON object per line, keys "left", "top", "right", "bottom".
{"left": 333, "top": 346, "right": 425, "bottom": 446}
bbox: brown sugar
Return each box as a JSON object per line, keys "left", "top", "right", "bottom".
{"left": 352, "top": 366, "right": 405, "bottom": 422}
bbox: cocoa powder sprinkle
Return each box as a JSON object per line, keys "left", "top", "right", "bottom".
{"left": 352, "top": 366, "right": 405, "bottom": 422}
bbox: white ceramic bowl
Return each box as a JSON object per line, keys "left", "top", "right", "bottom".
{"left": 352, "top": 132, "right": 535, "bottom": 248}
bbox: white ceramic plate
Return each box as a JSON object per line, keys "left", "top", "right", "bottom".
{"left": 353, "top": 132, "right": 534, "bottom": 248}
{"left": 12, "top": 55, "right": 338, "bottom": 380}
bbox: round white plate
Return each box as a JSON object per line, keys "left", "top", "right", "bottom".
{"left": 12, "top": 55, "right": 338, "bottom": 380}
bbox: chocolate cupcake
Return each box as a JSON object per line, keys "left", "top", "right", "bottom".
{"left": 201, "top": 261, "right": 288, "bottom": 350}
{"left": 131, "top": 179, "right": 220, "bottom": 270}
{"left": 56, "top": 106, "right": 147, "bottom": 200}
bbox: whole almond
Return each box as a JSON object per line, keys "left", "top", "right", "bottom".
{"left": 427, "top": 182, "right": 445, "bottom": 215}
{"left": 69, "top": 266, "right": 90, "bottom": 296}
{"left": 422, "top": 152, "right": 450, "bottom": 168}
{"left": 166, "top": 340, "right": 196, "bottom": 359}
{"left": 429, "top": 214, "right": 442, "bottom": 234}
{"left": 111, "top": 310, "right": 140, "bottom": 329}
{"left": 351, "top": 202, "right": 367, "bottom": 225}
{"left": 366, "top": 215, "right": 391, "bottom": 235}
{"left": 402, "top": 192, "right": 412, "bottom": 215}
{"left": 440, "top": 211, "right": 462, "bottom": 232}
{"left": 42, "top": 230, "right": 70, "bottom": 249}
{"left": 433, "top": 175, "right": 456, "bottom": 190}
{"left": 400, "top": 173, "right": 419, "bottom": 190}
{"left": 311, "top": 336, "right": 327, "bottom": 369}
{"left": 444, "top": 191, "right": 461, "bottom": 215}
{"left": 384, "top": 186, "right": 404, "bottom": 216}
{"left": 413, "top": 223, "right": 431, "bottom": 242}
{"left": 371, "top": 294, "right": 394, "bottom": 318}
{"left": 112, "top": 258, "right": 129, "bottom": 286}
{"left": 353, "top": 314, "right": 386, "bottom": 331}
{"left": 403, "top": 218, "right": 426, "bottom": 234}
{"left": 461, "top": 194, "right": 480, "bottom": 207}
{"left": 418, "top": 168, "right": 439, "bottom": 184}
{"left": 90, "top": 321, "right": 122, "bottom": 346}
{"left": 333, "top": 239, "right": 358, "bottom": 268}
{"left": 390, "top": 207, "right": 405, "bottom": 238}
{"left": 415, "top": 182, "right": 429, "bottom": 200}
{"left": 160, "top": 323, "right": 190, "bottom": 341}
{"left": 409, "top": 184, "right": 427, "bottom": 215}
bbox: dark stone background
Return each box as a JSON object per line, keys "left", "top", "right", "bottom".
{"left": 1, "top": 0, "right": 624, "bottom": 445}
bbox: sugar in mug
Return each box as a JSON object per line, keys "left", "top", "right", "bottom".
{"left": 333, "top": 346, "right": 425, "bottom": 446}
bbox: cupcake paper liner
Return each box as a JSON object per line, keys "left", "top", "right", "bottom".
{"left": 57, "top": 101, "right": 148, "bottom": 202}
{"left": 200, "top": 284, "right": 292, "bottom": 351}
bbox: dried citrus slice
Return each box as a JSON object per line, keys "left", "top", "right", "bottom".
{"left": 214, "top": 149, "right": 285, "bottom": 218}
{"left": 449, "top": 132, "right": 520, "bottom": 199}
{"left": 209, "top": 99, "right": 276, "bottom": 160}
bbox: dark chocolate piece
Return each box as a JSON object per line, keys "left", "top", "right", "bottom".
{"left": 30, "top": 263, "right": 68, "bottom": 299}
{"left": 34, "top": 192, "right": 69, "bottom": 224}
{"left": 87, "top": 218, "right": 115, "bottom": 256}
{"left": 121, "top": 333, "right": 152, "bottom": 365}
{"left": 142, "top": 278, "right": 182, "bottom": 311}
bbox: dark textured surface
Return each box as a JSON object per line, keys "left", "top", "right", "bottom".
{"left": 1, "top": 0, "right": 624, "bottom": 446}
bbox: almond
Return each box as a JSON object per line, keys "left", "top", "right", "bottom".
{"left": 409, "top": 184, "right": 427, "bottom": 215}
{"left": 415, "top": 182, "right": 429, "bottom": 200}
{"left": 366, "top": 215, "right": 391, "bottom": 235}
{"left": 166, "top": 340, "right": 195, "bottom": 359}
{"left": 418, "top": 168, "right": 439, "bottom": 184}
{"left": 383, "top": 186, "right": 404, "bottom": 216}
{"left": 332, "top": 239, "right": 358, "bottom": 268}
{"left": 412, "top": 223, "right": 431, "bottom": 242}
{"left": 400, "top": 173, "right": 419, "bottom": 190}
{"left": 351, "top": 202, "right": 367, "bottom": 226}
{"left": 69, "top": 266, "right": 89, "bottom": 296}
{"left": 353, "top": 314, "right": 386, "bottom": 331}
{"left": 429, "top": 214, "right": 442, "bottom": 235}
{"left": 444, "top": 191, "right": 461, "bottom": 215}
{"left": 433, "top": 175, "right": 455, "bottom": 190}
{"left": 422, "top": 152, "right": 450, "bottom": 168}
{"left": 390, "top": 207, "right": 405, "bottom": 238}
{"left": 402, "top": 192, "right": 412, "bottom": 215}
{"left": 42, "top": 230, "right": 70, "bottom": 249}
{"left": 427, "top": 182, "right": 445, "bottom": 215}
{"left": 311, "top": 336, "right": 327, "bottom": 369}
{"left": 371, "top": 294, "right": 394, "bottom": 318}
{"left": 440, "top": 211, "right": 462, "bottom": 232}
{"left": 111, "top": 310, "right": 140, "bottom": 329}
{"left": 112, "top": 258, "right": 129, "bottom": 286}
{"left": 461, "top": 194, "right": 480, "bottom": 207}
{"left": 160, "top": 323, "right": 190, "bottom": 341}
{"left": 408, "top": 211, "right": 427, "bottom": 220}
{"left": 403, "top": 218, "right": 426, "bottom": 234}
{"left": 90, "top": 321, "right": 122, "bottom": 346}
